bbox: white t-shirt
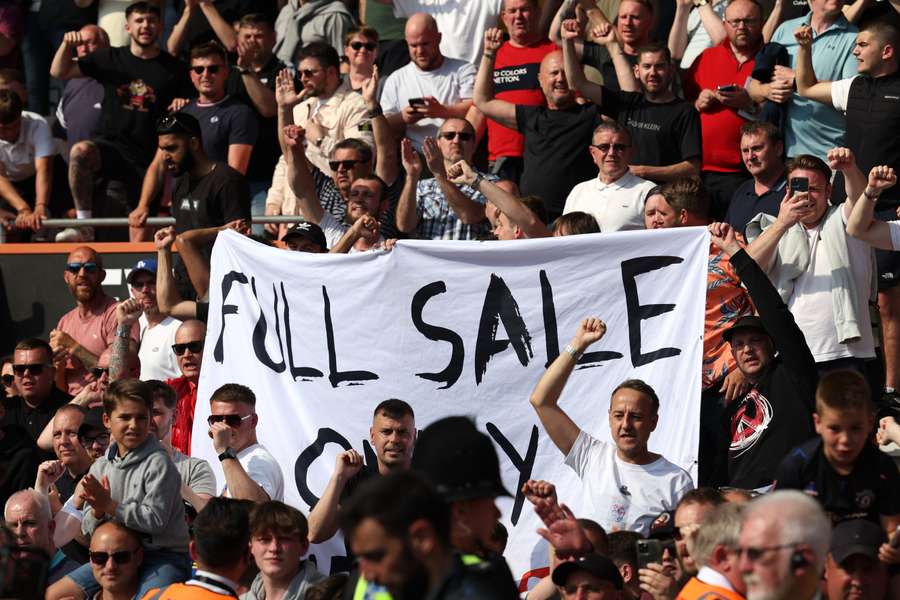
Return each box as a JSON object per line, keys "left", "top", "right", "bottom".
{"left": 221, "top": 443, "right": 284, "bottom": 501}
{"left": 0, "top": 111, "right": 56, "bottom": 181}
{"left": 564, "top": 430, "right": 694, "bottom": 535}
{"left": 679, "top": 0, "right": 729, "bottom": 69}
{"left": 380, "top": 57, "right": 476, "bottom": 148}
{"left": 391, "top": 0, "right": 503, "bottom": 65}
{"left": 138, "top": 314, "right": 181, "bottom": 381}
{"left": 830, "top": 76, "right": 857, "bottom": 112}
{"left": 787, "top": 206, "right": 875, "bottom": 361}
{"left": 563, "top": 171, "right": 656, "bottom": 232}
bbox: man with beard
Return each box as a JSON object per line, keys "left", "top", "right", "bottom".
{"left": 4, "top": 489, "right": 80, "bottom": 586}
{"left": 308, "top": 399, "right": 415, "bottom": 543}
{"left": 341, "top": 471, "right": 519, "bottom": 600}
{"left": 165, "top": 320, "right": 206, "bottom": 456}
{"left": 4, "top": 339, "right": 70, "bottom": 447}
{"left": 50, "top": 2, "right": 191, "bottom": 243}
{"left": 53, "top": 247, "right": 139, "bottom": 395}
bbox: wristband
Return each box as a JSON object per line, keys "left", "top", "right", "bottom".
{"left": 864, "top": 188, "right": 881, "bottom": 201}
{"left": 367, "top": 105, "right": 383, "bottom": 118}
{"left": 564, "top": 343, "right": 583, "bottom": 360}
{"left": 483, "top": 52, "right": 495, "bottom": 60}
{"left": 471, "top": 173, "right": 484, "bottom": 188}
{"left": 237, "top": 66, "right": 252, "bottom": 75}
{"left": 218, "top": 447, "right": 238, "bottom": 462}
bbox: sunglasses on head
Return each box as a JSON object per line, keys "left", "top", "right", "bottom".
{"left": 89, "top": 550, "right": 136, "bottom": 566}
{"left": 66, "top": 262, "right": 99, "bottom": 274}
{"left": 349, "top": 41, "right": 377, "bottom": 51}
{"left": 12, "top": 363, "right": 50, "bottom": 376}
{"left": 329, "top": 159, "right": 363, "bottom": 171}
{"left": 157, "top": 113, "right": 198, "bottom": 137}
{"left": 191, "top": 65, "right": 222, "bottom": 75}
{"left": 172, "top": 340, "right": 204, "bottom": 356}
{"left": 207, "top": 414, "right": 253, "bottom": 427}
{"left": 1, "top": 374, "right": 12, "bottom": 385}
{"left": 438, "top": 131, "right": 474, "bottom": 142}
{"left": 92, "top": 367, "right": 110, "bottom": 379}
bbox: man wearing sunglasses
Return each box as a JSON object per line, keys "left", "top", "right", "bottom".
{"left": 88, "top": 521, "right": 143, "bottom": 600}
{"left": 53, "top": 247, "right": 139, "bottom": 395}
{"left": 4, "top": 338, "right": 70, "bottom": 451}
{"left": 124, "top": 259, "right": 180, "bottom": 381}
{"left": 165, "top": 320, "right": 207, "bottom": 456}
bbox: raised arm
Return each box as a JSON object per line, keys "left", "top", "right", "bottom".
{"left": 423, "top": 138, "right": 487, "bottom": 225}
{"left": 166, "top": 1, "right": 195, "bottom": 56}
{"left": 362, "top": 67, "right": 399, "bottom": 186}
{"left": 562, "top": 19, "right": 605, "bottom": 104}
{"left": 199, "top": 2, "right": 237, "bottom": 52}
{"left": 474, "top": 29, "right": 519, "bottom": 130}
{"left": 154, "top": 227, "right": 197, "bottom": 320}
{"left": 668, "top": 0, "right": 694, "bottom": 62}
{"left": 762, "top": 0, "right": 783, "bottom": 42}
{"left": 530, "top": 318, "right": 607, "bottom": 456}
{"left": 282, "top": 125, "right": 325, "bottom": 224}
{"left": 50, "top": 31, "right": 84, "bottom": 80}
{"left": 846, "top": 166, "right": 898, "bottom": 250}
{"left": 175, "top": 220, "right": 251, "bottom": 300}
{"left": 109, "top": 299, "right": 141, "bottom": 382}
{"left": 794, "top": 25, "right": 834, "bottom": 105}
{"left": 307, "top": 450, "right": 363, "bottom": 542}
{"left": 235, "top": 44, "right": 276, "bottom": 118}
{"left": 396, "top": 139, "right": 423, "bottom": 233}
{"left": 827, "top": 147, "right": 866, "bottom": 207}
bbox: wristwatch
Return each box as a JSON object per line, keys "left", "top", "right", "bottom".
{"left": 218, "top": 447, "right": 238, "bottom": 462}
{"left": 237, "top": 66, "right": 253, "bottom": 76}
{"left": 693, "top": 0, "right": 709, "bottom": 7}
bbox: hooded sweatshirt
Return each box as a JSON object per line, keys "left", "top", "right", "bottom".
{"left": 81, "top": 436, "right": 189, "bottom": 553}
{"left": 240, "top": 560, "right": 325, "bottom": 600}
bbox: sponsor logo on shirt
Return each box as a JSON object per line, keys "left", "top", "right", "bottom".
{"left": 116, "top": 79, "right": 156, "bottom": 112}
{"left": 179, "top": 197, "right": 199, "bottom": 212}
{"left": 730, "top": 388, "right": 773, "bottom": 456}
{"left": 494, "top": 66, "right": 529, "bottom": 84}
{"left": 210, "top": 116, "right": 219, "bottom": 123}
{"left": 610, "top": 502, "right": 627, "bottom": 525}
{"left": 626, "top": 118, "right": 661, "bottom": 132}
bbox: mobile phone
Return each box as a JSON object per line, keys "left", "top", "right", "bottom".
{"left": 408, "top": 97, "right": 428, "bottom": 108}
{"left": 636, "top": 539, "right": 663, "bottom": 570}
{"left": 790, "top": 176, "right": 809, "bottom": 195}
{"left": 717, "top": 84, "right": 738, "bottom": 93}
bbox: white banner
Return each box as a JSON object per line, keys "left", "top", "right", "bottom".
{"left": 194, "top": 228, "right": 709, "bottom": 586}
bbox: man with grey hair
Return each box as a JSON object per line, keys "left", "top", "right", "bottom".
{"left": 4, "top": 488, "right": 79, "bottom": 584}
{"left": 678, "top": 502, "right": 746, "bottom": 598}
{"left": 738, "top": 490, "right": 831, "bottom": 600}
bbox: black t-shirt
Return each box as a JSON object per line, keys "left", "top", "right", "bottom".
{"left": 172, "top": 0, "right": 279, "bottom": 55}
{"left": 726, "top": 176, "right": 786, "bottom": 237}
{"left": 778, "top": 0, "right": 811, "bottom": 22}
{"left": 0, "top": 425, "right": 40, "bottom": 508}
{"left": 339, "top": 465, "right": 377, "bottom": 504}
{"left": 79, "top": 47, "right": 191, "bottom": 166}
{"left": 599, "top": 89, "right": 702, "bottom": 172}
{"left": 181, "top": 96, "right": 259, "bottom": 164}
{"left": 55, "top": 469, "right": 86, "bottom": 505}
{"left": 1, "top": 387, "right": 71, "bottom": 445}
{"left": 775, "top": 437, "right": 900, "bottom": 525}
{"left": 172, "top": 162, "right": 251, "bottom": 233}
{"left": 516, "top": 103, "right": 602, "bottom": 216}
{"left": 582, "top": 42, "right": 638, "bottom": 93}
{"left": 225, "top": 57, "right": 289, "bottom": 182}
{"left": 39, "top": 2, "right": 96, "bottom": 31}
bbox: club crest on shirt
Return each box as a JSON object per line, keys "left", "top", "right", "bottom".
{"left": 730, "top": 388, "right": 773, "bottom": 456}
{"left": 610, "top": 502, "right": 627, "bottom": 524}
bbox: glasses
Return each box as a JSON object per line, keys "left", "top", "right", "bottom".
{"left": 592, "top": 143, "right": 630, "bottom": 154}
{"left": 738, "top": 543, "right": 795, "bottom": 562}
{"left": 172, "top": 340, "right": 204, "bottom": 356}
{"left": 438, "top": 131, "right": 474, "bottom": 142}
{"left": 1, "top": 374, "right": 12, "bottom": 385}
{"left": 81, "top": 432, "right": 110, "bottom": 446}
{"left": 91, "top": 367, "right": 110, "bottom": 379}
{"left": 89, "top": 550, "right": 137, "bottom": 566}
{"left": 66, "top": 262, "right": 99, "bottom": 274}
{"left": 349, "top": 41, "right": 377, "bottom": 51}
{"left": 12, "top": 363, "right": 51, "bottom": 376}
{"left": 299, "top": 68, "right": 322, "bottom": 78}
{"left": 208, "top": 414, "right": 253, "bottom": 428}
{"left": 329, "top": 159, "right": 363, "bottom": 171}
{"left": 191, "top": 65, "right": 222, "bottom": 74}
{"left": 726, "top": 17, "right": 759, "bottom": 27}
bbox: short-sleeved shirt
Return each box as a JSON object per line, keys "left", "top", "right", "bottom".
{"left": 138, "top": 314, "right": 181, "bottom": 382}
{"left": 181, "top": 96, "right": 259, "bottom": 164}
{"left": 775, "top": 437, "right": 900, "bottom": 525}
{"left": 516, "top": 103, "right": 603, "bottom": 216}
{"left": 172, "top": 162, "right": 251, "bottom": 233}
{"left": 78, "top": 46, "right": 191, "bottom": 166}
{"left": 413, "top": 173, "right": 495, "bottom": 240}
{"left": 599, "top": 90, "right": 702, "bottom": 172}
{"left": 380, "top": 57, "right": 476, "bottom": 148}
{"left": 390, "top": 0, "right": 502, "bottom": 64}
{"left": 488, "top": 40, "right": 557, "bottom": 161}
{"left": 770, "top": 15, "right": 858, "bottom": 158}
{"left": 57, "top": 78, "right": 105, "bottom": 151}
{"left": 563, "top": 172, "right": 656, "bottom": 232}
{"left": 172, "top": 449, "right": 217, "bottom": 498}
{"left": 0, "top": 112, "right": 56, "bottom": 182}
{"left": 222, "top": 443, "right": 284, "bottom": 501}
{"left": 726, "top": 176, "right": 786, "bottom": 236}
{"left": 564, "top": 430, "right": 694, "bottom": 535}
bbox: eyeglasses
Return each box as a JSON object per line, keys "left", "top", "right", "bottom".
{"left": 91, "top": 367, "right": 110, "bottom": 379}
{"left": 12, "top": 363, "right": 51, "bottom": 376}
{"left": 349, "top": 41, "right": 377, "bottom": 51}
{"left": 1, "top": 374, "right": 13, "bottom": 385}
{"left": 591, "top": 143, "right": 630, "bottom": 154}
{"left": 191, "top": 65, "right": 222, "bottom": 75}
{"left": 172, "top": 340, "right": 204, "bottom": 356}
{"left": 737, "top": 543, "right": 796, "bottom": 562}
{"left": 299, "top": 68, "right": 322, "bottom": 78}
{"left": 207, "top": 414, "right": 253, "bottom": 428}
{"left": 438, "top": 131, "right": 474, "bottom": 142}
{"left": 80, "top": 432, "right": 110, "bottom": 446}
{"left": 66, "top": 262, "right": 99, "bottom": 274}
{"left": 725, "top": 18, "right": 759, "bottom": 27}
{"left": 89, "top": 550, "right": 137, "bottom": 566}
{"left": 329, "top": 159, "right": 363, "bottom": 171}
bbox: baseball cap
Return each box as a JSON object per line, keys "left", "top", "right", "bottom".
{"left": 78, "top": 407, "right": 106, "bottom": 436}
{"left": 830, "top": 519, "right": 886, "bottom": 565}
{"left": 551, "top": 554, "right": 624, "bottom": 590}
{"left": 281, "top": 222, "right": 327, "bottom": 252}
{"left": 723, "top": 315, "right": 769, "bottom": 343}
{"left": 126, "top": 258, "right": 157, "bottom": 285}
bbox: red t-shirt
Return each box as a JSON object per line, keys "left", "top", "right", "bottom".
{"left": 166, "top": 376, "right": 197, "bottom": 455}
{"left": 684, "top": 41, "right": 757, "bottom": 173}
{"left": 488, "top": 39, "right": 558, "bottom": 161}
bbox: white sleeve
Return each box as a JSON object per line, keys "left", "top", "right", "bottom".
{"left": 380, "top": 74, "right": 402, "bottom": 114}
{"left": 60, "top": 495, "right": 85, "bottom": 520}
{"left": 390, "top": 0, "right": 418, "bottom": 18}
{"left": 458, "top": 62, "right": 476, "bottom": 99}
{"left": 563, "top": 429, "right": 601, "bottom": 477}
{"left": 830, "top": 77, "right": 856, "bottom": 113}
{"left": 890, "top": 221, "right": 900, "bottom": 251}
{"left": 246, "top": 453, "right": 285, "bottom": 502}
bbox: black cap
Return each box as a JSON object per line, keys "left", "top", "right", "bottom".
{"left": 552, "top": 554, "right": 624, "bottom": 590}
{"left": 78, "top": 407, "right": 106, "bottom": 436}
{"left": 281, "top": 221, "right": 327, "bottom": 251}
{"left": 723, "top": 315, "right": 769, "bottom": 343}
{"left": 830, "top": 519, "right": 886, "bottom": 565}
{"left": 411, "top": 416, "right": 511, "bottom": 502}
{"left": 648, "top": 510, "right": 676, "bottom": 540}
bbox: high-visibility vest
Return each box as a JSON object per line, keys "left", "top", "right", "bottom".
{"left": 351, "top": 554, "right": 484, "bottom": 600}
{"left": 675, "top": 577, "right": 745, "bottom": 600}
{"left": 140, "top": 582, "right": 238, "bottom": 600}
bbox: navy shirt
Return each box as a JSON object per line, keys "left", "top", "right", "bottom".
{"left": 726, "top": 175, "right": 786, "bottom": 237}
{"left": 181, "top": 96, "right": 258, "bottom": 164}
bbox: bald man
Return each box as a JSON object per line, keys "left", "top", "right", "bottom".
{"left": 56, "top": 25, "right": 110, "bottom": 154}
{"left": 475, "top": 47, "right": 602, "bottom": 220}
{"left": 381, "top": 13, "right": 477, "bottom": 149}
{"left": 166, "top": 320, "right": 207, "bottom": 455}
{"left": 89, "top": 521, "right": 143, "bottom": 600}
{"left": 4, "top": 489, "right": 80, "bottom": 584}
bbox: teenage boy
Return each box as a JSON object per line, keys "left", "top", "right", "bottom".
{"left": 243, "top": 501, "right": 325, "bottom": 600}
{"left": 47, "top": 379, "right": 191, "bottom": 600}
{"left": 775, "top": 370, "right": 900, "bottom": 562}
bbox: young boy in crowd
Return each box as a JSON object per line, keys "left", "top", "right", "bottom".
{"left": 47, "top": 378, "right": 191, "bottom": 600}
{"left": 774, "top": 370, "right": 900, "bottom": 561}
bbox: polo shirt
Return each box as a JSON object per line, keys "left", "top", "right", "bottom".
{"left": 770, "top": 15, "right": 858, "bottom": 158}
{"left": 562, "top": 171, "right": 656, "bottom": 232}
{"left": 0, "top": 111, "right": 56, "bottom": 182}
{"left": 726, "top": 175, "right": 786, "bottom": 236}
{"left": 684, "top": 41, "right": 758, "bottom": 173}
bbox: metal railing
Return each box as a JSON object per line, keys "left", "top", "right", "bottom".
{"left": 39, "top": 215, "right": 310, "bottom": 228}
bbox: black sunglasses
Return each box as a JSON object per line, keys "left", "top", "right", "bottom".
{"left": 1, "top": 374, "right": 12, "bottom": 385}
{"left": 80, "top": 431, "right": 110, "bottom": 446}
{"left": 66, "top": 262, "right": 99, "bottom": 274}
{"left": 349, "top": 41, "right": 377, "bottom": 51}
{"left": 92, "top": 367, "right": 110, "bottom": 379}
{"left": 329, "top": 159, "right": 363, "bottom": 171}
{"left": 12, "top": 363, "right": 50, "bottom": 376}
{"left": 172, "top": 340, "right": 204, "bottom": 356}
{"left": 89, "top": 550, "right": 137, "bottom": 566}
{"left": 191, "top": 65, "right": 222, "bottom": 74}
{"left": 299, "top": 68, "right": 322, "bottom": 78}
{"left": 207, "top": 414, "right": 253, "bottom": 427}
{"left": 591, "top": 143, "right": 630, "bottom": 153}
{"left": 438, "top": 131, "right": 474, "bottom": 142}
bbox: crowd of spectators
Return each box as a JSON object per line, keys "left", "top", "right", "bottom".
{"left": 3, "top": 0, "right": 900, "bottom": 598}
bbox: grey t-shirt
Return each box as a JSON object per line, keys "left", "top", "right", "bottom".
{"left": 172, "top": 449, "right": 217, "bottom": 496}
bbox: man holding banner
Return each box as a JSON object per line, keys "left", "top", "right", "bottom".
{"left": 529, "top": 318, "right": 694, "bottom": 536}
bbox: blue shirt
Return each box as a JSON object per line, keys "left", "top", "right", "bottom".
{"left": 414, "top": 173, "right": 496, "bottom": 240}
{"left": 771, "top": 15, "right": 858, "bottom": 158}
